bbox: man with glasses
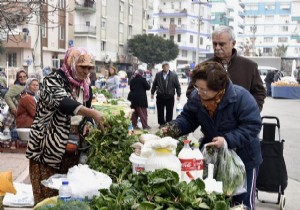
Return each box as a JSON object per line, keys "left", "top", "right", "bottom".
{"left": 187, "top": 25, "right": 266, "bottom": 111}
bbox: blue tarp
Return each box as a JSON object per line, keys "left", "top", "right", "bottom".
{"left": 272, "top": 86, "right": 300, "bottom": 99}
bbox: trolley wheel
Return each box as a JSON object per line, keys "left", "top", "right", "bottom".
{"left": 279, "top": 195, "right": 286, "bottom": 210}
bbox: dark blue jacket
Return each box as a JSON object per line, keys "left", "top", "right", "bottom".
{"left": 175, "top": 82, "right": 262, "bottom": 170}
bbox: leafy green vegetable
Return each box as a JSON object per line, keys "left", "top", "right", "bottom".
{"left": 35, "top": 200, "right": 90, "bottom": 210}
{"left": 92, "top": 88, "right": 112, "bottom": 99}
{"left": 86, "top": 110, "right": 138, "bottom": 183}
{"left": 89, "top": 169, "right": 230, "bottom": 210}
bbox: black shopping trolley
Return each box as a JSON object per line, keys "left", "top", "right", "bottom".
{"left": 256, "top": 116, "right": 287, "bottom": 210}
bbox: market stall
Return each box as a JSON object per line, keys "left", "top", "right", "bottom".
{"left": 272, "top": 81, "right": 300, "bottom": 99}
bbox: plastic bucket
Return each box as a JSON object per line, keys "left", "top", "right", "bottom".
{"left": 129, "top": 153, "right": 147, "bottom": 174}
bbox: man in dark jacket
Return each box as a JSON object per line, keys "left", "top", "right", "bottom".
{"left": 151, "top": 62, "right": 181, "bottom": 127}
{"left": 264, "top": 70, "right": 275, "bottom": 96}
{"left": 187, "top": 25, "right": 266, "bottom": 111}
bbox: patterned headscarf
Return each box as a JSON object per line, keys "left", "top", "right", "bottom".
{"left": 61, "top": 47, "right": 95, "bottom": 102}
{"left": 22, "top": 77, "right": 39, "bottom": 96}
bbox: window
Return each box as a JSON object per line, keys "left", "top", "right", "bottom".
{"left": 58, "top": 0, "right": 65, "bottom": 9}
{"left": 41, "top": 22, "right": 47, "bottom": 38}
{"left": 128, "top": 25, "right": 132, "bottom": 37}
{"left": 190, "top": 35, "right": 193, "bottom": 43}
{"left": 59, "top": 25, "right": 65, "bottom": 40}
{"left": 263, "top": 48, "right": 272, "bottom": 53}
{"left": 178, "top": 18, "right": 181, "bottom": 25}
{"left": 52, "top": 58, "right": 60, "bottom": 69}
{"left": 101, "top": 19, "right": 106, "bottom": 28}
{"left": 278, "top": 37, "right": 288, "bottom": 42}
{"left": 129, "top": 5, "right": 133, "bottom": 15}
{"left": 200, "top": 37, "right": 203, "bottom": 45}
{"left": 182, "top": 50, "right": 187, "bottom": 57}
{"left": 280, "top": 26, "right": 288, "bottom": 32}
{"left": 265, "top": 4, "right": 275, "bottom": 10}
{"left": 264, "top": 16, "right": 273, "bottom": 22}
{"left": 119, "top": 23, "right": 124, "bottom": 33}
{"left": 170, "top": 35, "right": 174, "bottom": 41}
{"left": 101, "top": 41, "right": 106, "bottom": 51}
{"left": 86, "top": 21, "right": 90, "bottom": 26}
{"left": 8, "top": 53, "right": 17, "bottom": 67}
{"left": 163, "top": 18, "right": 166, "bottom": 22}
{"left": 163, "top": 34, "right": 166, "bottom": 38}
{"left": 170, "top": 18, "right": 174, "bottom": 24}
{"left": 177, "top": 34, "right": 181, "bottom": 42}
{"left": 245, "top": 5, "right": 258, "bottom": 10}
{"left": 280, "top": 3, "right": 290, "bottom": 10}
{"left": 264, "top": 37, "right": 273, "bottom": 42}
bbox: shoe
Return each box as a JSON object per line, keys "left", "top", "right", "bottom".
{"left": 158, "top": 124, "right": 165, "bottom": 129}
{"left": 143, "top": 126, "right": 151, "bottom": 130}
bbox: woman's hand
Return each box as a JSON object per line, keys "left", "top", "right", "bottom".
{"left": 92, "top": 110, "right": 105, "bottom": 132}
{"left": 206, "top": 136, "right": 225, "bottom": 149}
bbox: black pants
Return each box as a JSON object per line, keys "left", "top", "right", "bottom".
{"left": 156, "top": 97, "right": 174, "bottom": 125}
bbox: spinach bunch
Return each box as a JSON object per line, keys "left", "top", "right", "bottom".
{"left": 86, "top": 110, "right": 138, "bottom": 183}
{"left": 36, "top": 200, "right": 90, "bottom": 210}
{"left": 89, "top": 169, "right": 229, "bottom": 210}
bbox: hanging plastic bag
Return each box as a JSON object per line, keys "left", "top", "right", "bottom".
{"left": 215, "top": 141, "right": 247, "bottom": 196}
{"left": 202, "top": 142, "right": 247, "bottom": 196}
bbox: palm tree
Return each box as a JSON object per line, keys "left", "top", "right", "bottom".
{"left": 274, "top": 44, "right": 288, "bottom": 57}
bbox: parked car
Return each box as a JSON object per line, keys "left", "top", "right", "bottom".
{"left": 258, "top": 66, "right": 278, "bottom": 84}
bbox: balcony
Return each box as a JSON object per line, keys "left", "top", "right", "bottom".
{"left": 75, "top": 0, "right": 96, "bottom": 13}
{"left": 3, "top": 34, "right": 31, "bottom": 49}
{"left": 74, "top": 25, "right": 96, "bottom": 36}
{"left": 291, "top": 34, "right": 300, "bottom": 40}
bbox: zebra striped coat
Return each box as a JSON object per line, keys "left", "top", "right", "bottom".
{"left": 26, "top": 70, "right": 89, "bottom": 169}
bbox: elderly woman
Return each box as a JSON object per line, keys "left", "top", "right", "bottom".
{"left": 16, "top": 78, "right": 39, "bottom": 128}
{"left": 26, "top": 47, "right": 105, "bottom": 204}
{"left": 106, "top": 66, "right": 119, "bottom": 98}
{"left": 3, "top": 70, "right": 28, "bottom": 133}
{"left": 128, "top": 69, "right": 151, "bottom": 129}
{"left": 163, "top": 61, "right": 262, "bottom": 210}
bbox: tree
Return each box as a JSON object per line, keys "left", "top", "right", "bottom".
{"left": 0, "top": 1, "right": 67, "bottom": 42}
{"left": 128, "top": 34, "right": 179, "bottom": 69}
{"left": 274, "top": 44, "right": 288, "bottom": 57}
{"left": 0, "top": 40, "right": 5, "bottom": 55}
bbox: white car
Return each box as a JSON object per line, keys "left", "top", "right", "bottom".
{"left": 258, "top": 66, "right": 278, "bottom": 84}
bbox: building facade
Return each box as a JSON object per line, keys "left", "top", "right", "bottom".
{"left": 73, "top": 0, "right": 148, "bottom": 72}
{"left": 148, "top": 0, "right": 212, "bottom": 70}
{"left": 239, "top": 0, "right": 300, "bottom": 57}
{"left": 0, "top": 0, "right": 68, "bottom": 84}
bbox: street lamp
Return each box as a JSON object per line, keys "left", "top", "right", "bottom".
{"left": 250, "top": 16, "right": 258, "bottom": 56}
{"left": 192, "top": 0, "right": 207, "bottom": 64}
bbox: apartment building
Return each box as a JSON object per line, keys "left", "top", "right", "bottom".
{"left": 0, "top": 0, "right": 149, "bottom": 82}
{"left": 239, "top": 0, "right": 300, "bottom": 57}
{"left": 148, "top": 0, "right": 212, "bottom": 69}
{"left": 0, "top": 0, "right": 68, "bottom": 83}
{"left": 73, "top": 0, "right": 148, "bottom": 72}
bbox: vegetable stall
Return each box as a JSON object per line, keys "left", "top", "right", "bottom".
{"left": 32, "top": 90, "right": 246, "bottom": 210}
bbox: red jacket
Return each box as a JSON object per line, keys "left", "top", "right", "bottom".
{"left": 16, "top": 92, "right": 37, "bottom": 128}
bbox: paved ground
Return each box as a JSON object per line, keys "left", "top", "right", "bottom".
{"left": 1, "top": 83, "right": 300, "bottom": 210}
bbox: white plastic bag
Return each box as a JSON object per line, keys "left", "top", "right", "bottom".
{"left": 42, "top": 164, "right": 112, "bottom": 199}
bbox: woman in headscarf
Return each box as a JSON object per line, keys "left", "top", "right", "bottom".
{"left": 127, "top": 69, "right": 151, "bottom": 129}
{"left": 3, "top": 70, "right": 28, "bottom": 132}
{"left": 26, "top": 47, "right": 105, "bottom": 204}
{"left": 16, "top": 78, "right": 39, "bottom": 128}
